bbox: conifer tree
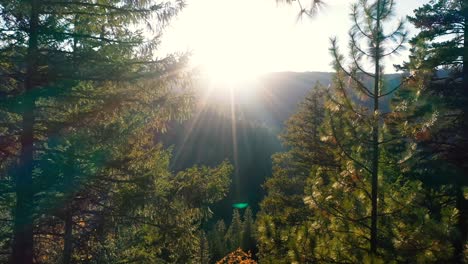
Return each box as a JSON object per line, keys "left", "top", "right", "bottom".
{"left": 198, "top": 231, "right": 211, "bottom": 264}
{"left": 226, "top": 209, "right": 243, "bottom": 252}
{"left": 0, "top": 1, "right": 238, "bottom": 263}
{"left": 394, "top": 1, "right": 468, "bottom": 260}
{"left": 258, "top": 1, "right": 459, "bottom": 262}
{"left": 241, "top": 207, "right": 256, "bottom": 252}
{"left": 209, "top": 220, "right": 229, "bottom": 262}
{"left": 325, "top": 0, "right": 407, "bottom": 258}
{"left": 387, "top": 48, "right": 458, "bottom": 262}
{"left": 302, "top": 1, "right": 456, "bottom": 262}
{"left": 411, "top": 1, "right": 467, "bottom": 260}
{"left": 257, "top": 83, "right": 331, "bottom": 262}
{"left": 407, "top": 0, "right": 467, "bottom": 75}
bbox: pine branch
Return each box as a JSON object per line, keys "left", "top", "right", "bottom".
{"left": 329, "top": 116, "right": 372, "bottom": 174}
{"left": 379, "top": 77, "right": 409, "bottom": 98}
{"left": 351, "top": 4, "right": 372, "bottom": 39}
{"left": 349, "top": 32, "right": 374, "bottom": 58}
{"left": 350, "top": 49, "right": 375, "bottom": 78}
{"left": 330, "top": 38, "right": 375, "bottom": 98}
{"left": 42, "top": 1, "right": 162, "bottom": 14}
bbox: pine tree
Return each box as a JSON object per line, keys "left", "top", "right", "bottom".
{"left": 71, "top": 155, "right": 232, "bottom": 263}
{"left": 226, "top": 209, "right": 243, "bottom": 252}
{"left": 326, "top": 0, "right": 407, "bottom": 258}
{"left": 0, "top": 1, "right": 239, "bottom": 263}
{"left": 241, "top": 207, "right": 256, "bottom": 252}
{"left": 257, "top": 83, "right": 331, "bottom": 262}
{"left": 407, "top": 0, "right": 467, "bottom": 74}
{"left": 403, "top": 1, "right": 468, "bottom": 260}
{"left": 0, "top": 0, "right": 187, "bottom": 261}
{"left": 300, "top": 0, "right": 458, "bottom": 262}
{"left": 198, "top": 231, "right": 211, "bottom": 264}
{"left": 209, "top": 220, "right": 229, "bottom": 262}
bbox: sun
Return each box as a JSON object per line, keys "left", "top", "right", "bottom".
{"left": 160, "top": 0, "right": 325, "bottom": 83}
{"left": 172, "top": 0, "right": 285, "bottom": 85}
{"left": 197, "top": 52, "right": 261, "bottom": 84}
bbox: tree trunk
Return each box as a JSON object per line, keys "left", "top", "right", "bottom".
{"left": 62, "top": 207, "right": 73, "bottom": 264}
{"left": 13, "top": 101, "right": 35, "bottom": 264}
{"left": 370, "top": 0, "right": 381, "bottom": 258}
{"left": 12, "top": 0, "right": 39, "bottom": 263}
{"left": 463, "top": 0, "right": 468, "bottom": 90}
{"left": 454, "top": 188, "right": 467, "bottom": 263}
{"left": 454, "top": 2, "right": 468, "bottom": 262}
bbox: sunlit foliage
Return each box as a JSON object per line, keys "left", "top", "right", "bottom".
{"left": 0, "top": 0, "right": 234, "bottom": 263}
{"left": 216, "top": 248, "right": 257, "bottom": 264}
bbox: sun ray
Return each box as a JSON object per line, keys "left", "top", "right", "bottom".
{"left": 229, "top": 87, "right": 241, "bottom": 202}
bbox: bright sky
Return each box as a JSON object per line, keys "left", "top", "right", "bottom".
{"left": 160, "top": 0, "right": 430, "bottom": 78}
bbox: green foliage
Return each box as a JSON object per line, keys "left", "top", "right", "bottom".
{"left": 258, "top": 0, "right": 460, "bottom": 262}
{"left": 257, "top": 84, "right": 329, "bottom": 262}
{"left": 198, "top": 231, "right": 212, "bottom": 264}
{"left": 174, "top": 161, "right": 232, "bottom": 208}
{"left": 407, "top": 0, "right": 464, "bottom": 69}
{"left": 0, "top": 0, "right": 465, "bottom": 262}
{"left": 241, "top": 207, "right": 256, "bottom": 252}
{"left": 318, "top": 0, "right": 412, "bottom": 260}
{"left": 226, "top": 209, "right": 243, "bottom": 252}
{"left": 0, "top": 0, "right": 236, "bottom": 263}
{"left": 396, "top": 0, "right": 468, "bottom": 261}
{"left": 26, "top": 115, "right": 232, "bottom": 263}
{"left": 209, "top": 208, "right": 257, "bottom": 263}
{"left": 209, "top": 220, "right": 229, "bottom": 262}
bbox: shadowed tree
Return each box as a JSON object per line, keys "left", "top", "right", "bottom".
{"left": 241, "top": 207, "right": 256, "bottom": 252}
{"left": 209, "top": 220, "right": 229, "bottom": 262}
{"left": 0, "top": 1, "right": 199, "bottom": 263}
{"left": 226, "top": 209, "right": 243, "bottom": 252}
{"left": 395, "top": 0, "right": 468, "bottom": 261}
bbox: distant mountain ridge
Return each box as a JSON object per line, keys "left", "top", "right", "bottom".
{"left": 191, "top": 71, "right": 334, "bottom": 129}
{"left": 190, "top": 71, "right": 402, "bottom": 129}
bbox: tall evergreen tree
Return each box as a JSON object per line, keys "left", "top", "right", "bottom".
{"left": 259, "top": 1, "right": 455, "bottom": 262}
{"left": 209, "top": 220, "right": 229, "bottom": 262}
{"left": 301, "top": 1, "right": 455, "bottom": 262}
{"left": 198, "top": 231, "right": 211, "bottom": 264}
{"left": 389, "top": 47, "right": 459, "bottom": 262}
{"left": 226, "top": 209, "right": 243, "bottom": 252}
{"left": 257, "top": 83, "right": 332, "bottom": 262}
{"left": 326, "top": 0, "right": 407, "bottom": 257}
{"left": 241, "top": 207, "right": 255, "bottom": 252}
{"left": 395, "top": 0, "right": 468, "bottom": 260}
{"left": 0, "top": 1, "right": 237, "bottom": 263}
{"left": 408, "top": 0, "right": 467, "bottom": 75}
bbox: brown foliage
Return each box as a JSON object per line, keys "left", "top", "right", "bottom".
{"left": 216, "top": 248, "right": 257, "bottom": 264}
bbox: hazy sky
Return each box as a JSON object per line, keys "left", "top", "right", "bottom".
{"left": 160, "top": 0, "right": 430, "bottom": 77}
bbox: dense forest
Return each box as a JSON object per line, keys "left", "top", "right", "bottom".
{"left": 0, "top": 0, "right": 467, "bottom": 263}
